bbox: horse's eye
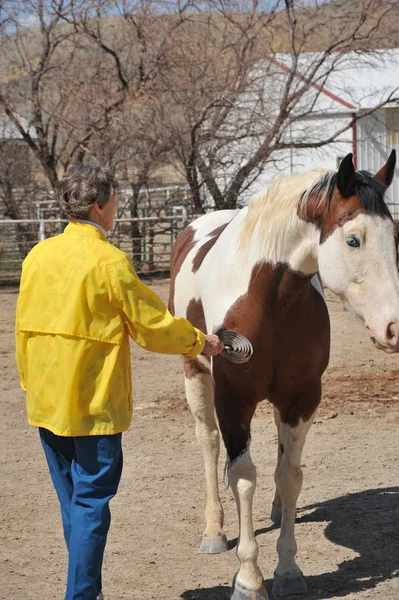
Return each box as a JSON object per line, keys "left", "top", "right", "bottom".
{"left": 346, "top": 234, "right": 360, "bottom": 248}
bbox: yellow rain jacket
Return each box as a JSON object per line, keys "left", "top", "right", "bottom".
{"left": 15, "top": 222, "right": 206, "bottom": 436}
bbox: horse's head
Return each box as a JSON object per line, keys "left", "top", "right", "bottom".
{"left": 314, "top": 150, "right": 399, "bottom": 353}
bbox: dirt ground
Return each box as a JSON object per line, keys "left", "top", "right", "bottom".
{"left": 1, "top": 281, "right": 398, "bottom": 600}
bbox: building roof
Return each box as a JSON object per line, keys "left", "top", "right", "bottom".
{"left": 269, "top": 49, "right": 399, "bottom": 113}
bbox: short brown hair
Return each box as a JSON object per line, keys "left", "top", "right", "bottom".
{"left": 56, "top": 161, "right": 118, "bottom": 220}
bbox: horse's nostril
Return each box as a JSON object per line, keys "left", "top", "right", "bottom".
{"left": 386, "top": 322, "right": 398, "bottom": 345}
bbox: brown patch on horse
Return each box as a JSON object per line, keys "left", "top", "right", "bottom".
{"left": 210, "top": 224, "right": 229, "bottom": 236}
{"left": 300, "top": 153, "right": 395, "bottom": 242}
{"left": 192, "top": 224, "right": 228, "bottom": 273}
{"left": 184, "top": 356, "right": 211, "bottom": 378}
{"left": 186, "top": 297, "right": 207, "bottom": 333}
{"left": 184, "top": 296, "right": 210, "bottom": 379}
{"left": 301, "top": 190, "right": 364, "bottom": 242}
{"left": 213, "top": 262, "right": 330, "bottom": 450}
{"left": 168, "top": 226, "right": 195, "bottom": 314}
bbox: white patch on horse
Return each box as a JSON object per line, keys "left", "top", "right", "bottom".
{"left": 184, "top": 370, "right": 226, "bottom": 553}
{"left": 192, "top": 210, "right": 238, "bottom": 242}
{"left": 194, "top": 184, "right": 322, "bottom": 331}
{"left": 319, "top": 213, "right": 399, "bottom": 350}
{"left": 173, "top": 211, "right": 238, "bottom": 322}
{"left": 195, "top": 354, "right": 212, "bottom": 371}
{"left": 273, "top": 416, "right": 315, "bottom": 585}
{"left": 228, "top": 448, "right": 265, "bottom": 597}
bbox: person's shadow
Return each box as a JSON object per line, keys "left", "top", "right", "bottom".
{"left": 181, "top": 487, "right": 399, "bottom": 599}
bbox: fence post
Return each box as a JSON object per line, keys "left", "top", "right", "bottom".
{"left": 181, "top": 206, "right": 188, "bottom": 227}
{"left": 39, "top": 218, "right": 45, "bottom": 241}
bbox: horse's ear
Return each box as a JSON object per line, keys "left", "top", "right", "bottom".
{"left": 374, "top": 150, "right": 396, "bottom": 188}
{"left": 336, "top": 153, "right": 356, "bottom": 198}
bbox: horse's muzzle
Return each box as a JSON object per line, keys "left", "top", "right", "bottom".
{"left": 369, "top": 321, "right": 399, "bottom": 353}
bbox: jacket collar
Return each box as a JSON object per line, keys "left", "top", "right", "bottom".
{"left": 64, "top": 221, "right": 108, "bottom": 241}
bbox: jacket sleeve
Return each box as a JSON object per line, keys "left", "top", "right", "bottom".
{"left": 108, "top": 256, "right": 206, "bottom": 358}
{"left": 15, "top": 314, "right": 27, "bottom": 393}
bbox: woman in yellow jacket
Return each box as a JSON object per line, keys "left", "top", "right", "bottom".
{"left": 15, "top": 161, "right": 224, "bottom": 600}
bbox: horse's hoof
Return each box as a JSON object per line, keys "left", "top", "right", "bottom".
{"left": 200, "top": 532, "right": 229, "bottom": 553}
{"left": 231, "top": 576, "right": 268, "bottom": 600}
{"left": 272, "top": 573, "right": 307, "bottom": 596}
{"left": 270, "top": 504, "right": 282, "bottom": 526}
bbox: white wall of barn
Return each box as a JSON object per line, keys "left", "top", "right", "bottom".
{"left": 243, "top": 114, "right": 353, "bottom": 201}
{"left": 242, "top": 109, "right": 399, "bottom": 220}
{"left": 357, "top": 109, "right": 399, "bottom": 220}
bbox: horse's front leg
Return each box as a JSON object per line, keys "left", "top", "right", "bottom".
{"left": 270, "top": 407, "right": 283, "bottom": 525}
{"left": 272, "top": 393, "right": 318, "bottom": 597}
{"left": 219, "top": 400, "right": 268, "bottom": 600}
{"left": 184, "top": 358, "right": 228, "bottom": 553}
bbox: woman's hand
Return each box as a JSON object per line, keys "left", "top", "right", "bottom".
{"left": 201, "top": 334, "right": 225, "bottom": 357}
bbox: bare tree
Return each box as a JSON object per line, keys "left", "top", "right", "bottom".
{"left": 59, "top": 1, "right": 194, "bottom": 266}
{"left": 0, "top": 132, "right": 45, "bottom": 259}
{"left": 0, "top": 0, "right": 191, "bottom": 190}
{"left": 0, "top": 0, "right": 398, "bottom": 213}
{"left": 145, "top": 0, "right": 399, "bottom": 211}
{"left": 0, "top": 1, "right": 84, "bottom": 188}
{"left": 88, "top": 95, "right": 177, "bottom": 268}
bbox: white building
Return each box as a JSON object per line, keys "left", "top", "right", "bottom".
{"left": 248, "top": 50, "right": 399, "bottom": 217}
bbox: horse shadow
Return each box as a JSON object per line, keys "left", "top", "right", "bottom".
{"left": 181, "top": 486, "right": 399, "bottom": 600}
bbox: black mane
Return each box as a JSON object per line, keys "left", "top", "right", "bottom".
{"left": 325, "top": 170, "right": 393, "bottom": 219}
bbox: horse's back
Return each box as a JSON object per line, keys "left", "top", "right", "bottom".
{"left": 169, "top": 210, "right": 238, "bottom": 320}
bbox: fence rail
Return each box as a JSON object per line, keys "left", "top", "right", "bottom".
{"left": 0, "top": 211, "right": 189, "bottom": 281}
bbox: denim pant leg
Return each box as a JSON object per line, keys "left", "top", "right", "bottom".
{"left": 66, "top": 433, "right": 123, "bottom": 600}
{"left": 39, "top": 427, "right": 75, "bottom": 547}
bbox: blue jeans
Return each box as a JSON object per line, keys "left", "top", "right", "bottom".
{"left": 39, "top": 428, "right": 123, "bottom": 600}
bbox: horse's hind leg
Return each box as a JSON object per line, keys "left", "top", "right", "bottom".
{"left": 272, "top": 388, "right": 319, "bottom": 597}
{"left": 184, "top": 357, "right": 228, "bottom": 553}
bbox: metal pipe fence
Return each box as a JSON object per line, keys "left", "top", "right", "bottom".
{"left": 0, "top": 211, "right": 189, "bottom": 281}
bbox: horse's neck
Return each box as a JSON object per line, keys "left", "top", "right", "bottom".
{"left": 202, "top": 207, "right": 318, "bottom": 327}
{"left": 241, "top": 205, "right": 318, "bottom": 274}
{"left": 241, "top": 261, "right": 316, "bottom": 315}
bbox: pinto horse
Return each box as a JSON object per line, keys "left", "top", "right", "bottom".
{"left": 168, "top": 151, "right": 398, "bottom": 600}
